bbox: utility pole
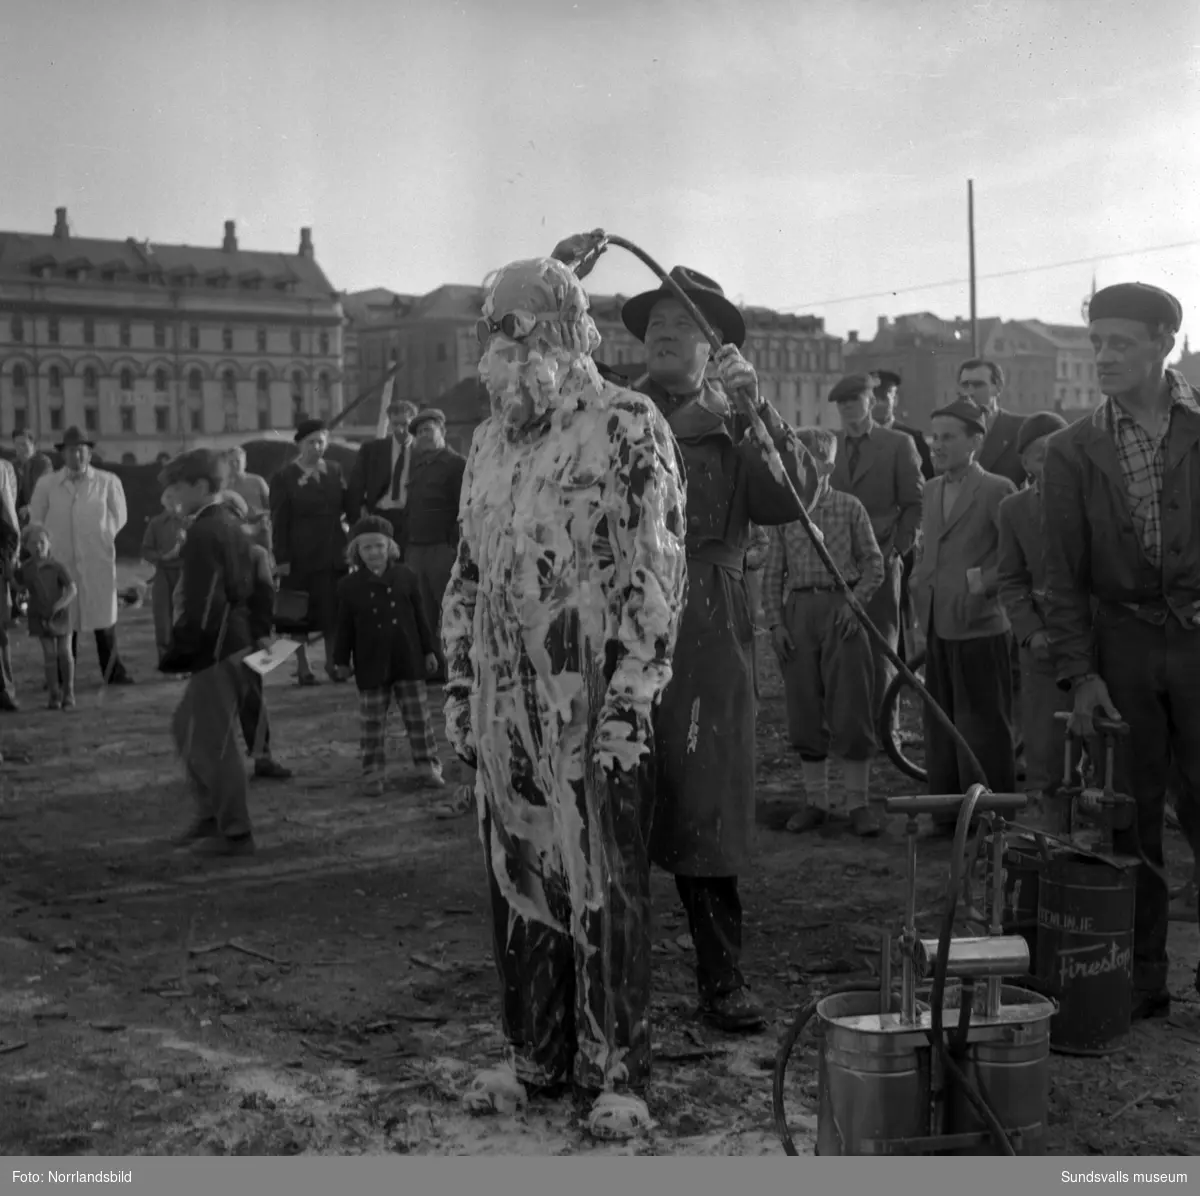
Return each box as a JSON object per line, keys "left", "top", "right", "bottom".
{"left": 968, "top": 179, "right": 979, "bottom": 356}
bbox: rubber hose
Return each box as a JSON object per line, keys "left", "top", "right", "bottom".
{"left": 772, "top": 978, "right": 881, "bottom": 1156}
{"left": 929, "top": 791, "right": 1018, "bottom": 1156}
{"left": 567, "top": 231, "right": 988, "bottom": 787}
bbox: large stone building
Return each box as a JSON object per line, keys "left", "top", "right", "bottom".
{"left": 0, "top": 209, "right": 345, "bottom": 463}
{"left": 845, "top": 312, "right": 1064, "bottom": 425}
{"left": 345, "top": 284, "right": 845, "bottom": 433}
{"left": 1012, "top": 320, "right": 1102, "bottom": 414}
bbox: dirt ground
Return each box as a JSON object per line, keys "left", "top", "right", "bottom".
{"left": 1, "top": 563, "right": 1197, "bottom": 1157}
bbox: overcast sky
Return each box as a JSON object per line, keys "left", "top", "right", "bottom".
{"left": 4, "top": 0, "right": 1198, "bottom": 349}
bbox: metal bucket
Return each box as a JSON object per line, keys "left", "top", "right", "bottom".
{"left": 816, "top": 990, "right": 931, "bottom": 1156}
{"left": 1035, "top": 850, "right": 1136, "bottom": 1054}
{"left": 940, "top": 982, "right": 1056, "bottom": 1155}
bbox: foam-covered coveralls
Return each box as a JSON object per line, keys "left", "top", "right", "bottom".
{"left": 442, "top": 259, "right": 688, "bottom": 1099}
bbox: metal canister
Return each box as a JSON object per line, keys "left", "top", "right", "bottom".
{"left": 816, "top": 990, "right": 931, "bottom": 1155}
{"left": 988, "top": 835, "right": 1043, "bottom": 961}
{"left": 948, "top": 983, "right": 1056, "bottom": 1155}
{"left": 1035, "top": 850, "right": 1137, "bottom": 1054}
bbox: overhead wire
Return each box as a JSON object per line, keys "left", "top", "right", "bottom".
{"left": 776, "top": 238, "right": 1200, "bottom": 311}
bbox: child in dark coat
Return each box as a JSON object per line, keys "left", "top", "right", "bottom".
{"left": 330, "top": 515, "right": 445, "bottom": 796}
{"left": 19, "top": 522, "right": 78, "bottom": 710}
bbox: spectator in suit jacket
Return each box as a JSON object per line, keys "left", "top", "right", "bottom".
{"left": 12, "top": 430, "right": 52, "bottom": 524}
{"left": 403, "top": 408, "right": 468, "bottom": 683}
{"left": 346, "top": 397, "right": 420, "bottom": 548}
{"left": 957, "top": 359, "right": 1027, "bottom": 488}
{"left": 912, "top": 398, "right": 1018, "bottom": 830}
{"left": 828, "top": 374, "right": 924, "bottom": 734}
{"left": 871, "top": 370, "right": 934, "bottom": 480}
{"left": 871, "top": 369, "right": 933, "bottom": 665}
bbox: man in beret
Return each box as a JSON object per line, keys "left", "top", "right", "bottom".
{"left": 828, "top": 373, "right": 924, "bottom": 752}
{"left": 1042, "top": 281, "right": 1200, "bottom": 1018}
{"left": 400, "top": 407, "right": 467, "bottom": 683}
{"left": 996, "top": 411, "right": 1070, "bottom": 825}
{"left": 911, "top": 398, "right": 1018, "bottom": 829}
{"left": 554, "top": 235, "right": 819, "bottom": 1033}
{"left": 957, "top": 359, "right": 1027, "bottom": 489}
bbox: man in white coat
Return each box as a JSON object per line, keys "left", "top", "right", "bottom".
{"left": 29, "top": 426, "right": 134, "bottom": 686}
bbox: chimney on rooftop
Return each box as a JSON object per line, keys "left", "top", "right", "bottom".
{"left": 848, "top": 331, "right": 859, "bottom": 344}
{"left": 223, "top": 220, "right": 238, "bottom": 252}
{"left": 299, "top": 227, "right": 313, "bottom": 258}
{"left": 53, "top": 207, "right": 70, "bottom": 240}
{"left": 877, "top": 316, "right": 888, "bottom": 333}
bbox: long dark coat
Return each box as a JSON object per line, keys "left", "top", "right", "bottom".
{"left": 636, "top": 377, "right": 817, "bottom": 877}
{"left": 269, "top": 460, "right": 352, "bottom": 636}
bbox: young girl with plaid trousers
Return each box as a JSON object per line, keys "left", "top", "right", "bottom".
{"left": 330, "top": 516, "right": 445, "bottom": 796}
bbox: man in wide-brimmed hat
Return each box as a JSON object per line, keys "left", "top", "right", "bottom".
{"left": 554, "top": 236, "right": 819, "bottom": 1033}
{"left": 28, "top": 426, "right": 134, "bottom": 686}
{"left": 1042, "top": 281, "right": 1200, "bottom": 1019}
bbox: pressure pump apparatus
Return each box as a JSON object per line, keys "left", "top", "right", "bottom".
{"left": 772, "top": 786, "right": 1058, "bottom": 1156}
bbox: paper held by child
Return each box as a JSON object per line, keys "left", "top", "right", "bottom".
{"left": 243, "top": 639, "right": 301, "bottom": 677}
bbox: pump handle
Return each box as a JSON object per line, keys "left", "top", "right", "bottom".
{"left": 1053, "top": 712, "right": 1130, "bottom": 737}
{"left": 884, "top": 793, "right": 1027, "bottom": 816}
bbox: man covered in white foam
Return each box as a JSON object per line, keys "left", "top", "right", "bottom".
{"left": 442, "top": 257, "right": 688, "bottom": 1139}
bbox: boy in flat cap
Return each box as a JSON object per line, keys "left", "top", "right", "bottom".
{"left": 1042, "top": 281, "right": 1200, "bottom": 1018}
{"left": 996, "top": 412, "right": 1070, "bottom": 826}
{"left": 828, "top": 373, "right": 924, "bottom": 746}
{"left": 911, "top": 399, "right": 1018, "bottom": 827}
{"left": 158, "top": 448, "right": 261, "bottom": 859}
{"left": 764, "top": 427, "right": 885, "bottom": 836}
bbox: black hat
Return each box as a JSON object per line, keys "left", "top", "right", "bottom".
{"left": 410, "top": 407, "right": 446, "bottom": 433}
{"left": 1016, "top": 411, "right": 1068, "bottom": 455}
{"left": 293, "top": 417, "right": 327, "bottom": 443}
{"left": 874, "top": 369, "right": 902, "bottom": 390}
{"left": 55, "top": 425, "right": 95, "bottom": 452}
{"left": 930, "top": 398, "right": 987, "bottom": 437}
{"left": 349, "top": 515, "right": 395, "bottom": 542}
{"left": 827, "top": 374, "right": 876, "bottom": 404}
{"left": 621, "top": 266, "right": 746, "bottom": 349}
{"left": 1087, "top": 283, "right": 1182, "bottom": 333}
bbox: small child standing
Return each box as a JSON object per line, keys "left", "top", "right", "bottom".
{"left": 763, "top": 427, "right": 886, "bottom": 837}
{"left": 141, "top": 491, "right": 188, "bottom": 663}
{"left": 330, "top": 516, "right": 445, "bottom": 797}
{"left": 19, "top": 523, "right": 78, "bottom": 710}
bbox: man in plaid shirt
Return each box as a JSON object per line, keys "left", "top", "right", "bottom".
{"left": 1043, "top": 281, "right": 1200, "bottom": 1021}
{"left": 764, "top": 427, "right": 885, "bottom": 837}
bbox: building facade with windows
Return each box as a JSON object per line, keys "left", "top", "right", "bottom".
{"left": 845, "top": 312, "right": 1061, "bottom": 426}
{"left": 345, "top": 284, "right": 844, "bottom": 432}
{"left": 0, "top": 210, "right": 344, "bottom": 463}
